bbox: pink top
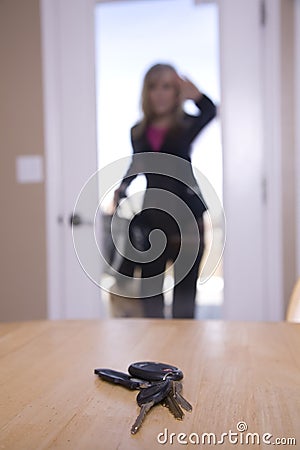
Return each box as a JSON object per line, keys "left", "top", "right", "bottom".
{"left": 146, "top": 126, "right": 168, "bottom": 152}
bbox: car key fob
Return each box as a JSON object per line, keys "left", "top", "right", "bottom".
{"left": 94, "top": 368, "right": 151, "bottom": 390}
{"left": 128, "top": 361, "right": 183, "bottom": 382}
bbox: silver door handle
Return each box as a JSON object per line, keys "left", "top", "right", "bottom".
{"left": 69, "top": 213, "right": 93, "bottom": 227}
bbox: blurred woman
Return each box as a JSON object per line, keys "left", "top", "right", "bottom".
{"left": 114, "top": 63, "right": 216, "bottom": 318}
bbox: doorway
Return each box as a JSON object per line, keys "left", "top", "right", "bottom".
{"left": 94, "top": 0, "right": 224, "bottom": 318}
{"left": 42, "top": 0, "right": 285, "bottom": 321}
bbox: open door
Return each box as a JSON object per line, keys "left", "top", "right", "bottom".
{"left": 41, "top": 0, "right": 104, "bottom": 319}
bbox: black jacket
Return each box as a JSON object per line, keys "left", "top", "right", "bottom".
{"left": 121, "top": 94, "right": 216, "bottom": 230}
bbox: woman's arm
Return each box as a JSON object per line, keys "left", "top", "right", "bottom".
{"left": 189, "top": 93, "right": 217, "bottom": 140}
{"left": 113, "top": 127, "right": 139, "bottom": 206}
{"left": 178, "top": 76, "right": 217, "bottom": 143}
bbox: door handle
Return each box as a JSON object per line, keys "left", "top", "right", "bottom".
{"left": 69, "top": 213, "right": 93, "bottom": 227}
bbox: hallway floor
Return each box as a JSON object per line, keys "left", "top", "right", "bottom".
{"left": 101, "top": 274, "right": 223, "bottom": 319}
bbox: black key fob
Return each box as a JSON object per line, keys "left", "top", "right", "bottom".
{"left": 128, "top": 361, "right": 183, "bottom": 382}
{"left": 94, "top": 368, "right": 151, "bottom": 390}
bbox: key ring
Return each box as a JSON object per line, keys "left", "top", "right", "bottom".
{"left": 162, "top": 372, "right": 175, "bottom": 381}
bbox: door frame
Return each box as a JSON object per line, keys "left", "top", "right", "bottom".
{"left": 261, "top": 0, "right": 284, "bottom": 320}
{"left": 40, "top": 0, "right": 101, "bottom": 319}
{"left": 40, "top": 0, "right": 296, "bottom": 320}
{"left": 40, "top": 0, "right": 65, "bottom": 318}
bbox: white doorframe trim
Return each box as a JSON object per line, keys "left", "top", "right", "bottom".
{"left": 40, "top": 0, "right": 65, "bottom": 319}
{"left": 262, "top": 0, "right": 284, "bottom": 320}
{"left": 41, "top": 0, "right": 102, "bottom": 319}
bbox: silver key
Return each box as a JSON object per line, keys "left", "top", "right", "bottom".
{"left": 131, "top": 400, "right": 155, "bottom": 434}
{"left": 163, "top": 391, "right": 184, "bottom": 420}
{"left": 174, "top": 381, "right": 193, "bottom": 412}
{"left": 131, "top": 379, "right": 172, "bottom": 434}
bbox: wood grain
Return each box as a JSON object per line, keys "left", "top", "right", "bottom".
{"left": 0, "top": 320, "right": 299, "bottom": 449}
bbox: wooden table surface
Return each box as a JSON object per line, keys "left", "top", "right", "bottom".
{"left": 0, "top": 320, "right": 299, "bottom": 450}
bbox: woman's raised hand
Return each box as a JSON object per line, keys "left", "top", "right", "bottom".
{"left": 177, "top": 75, "right": 202, "bottom": 102}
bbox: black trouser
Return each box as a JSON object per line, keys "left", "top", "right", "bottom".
{"left": 141, "top": 217, "right": 205, "bottom": 319}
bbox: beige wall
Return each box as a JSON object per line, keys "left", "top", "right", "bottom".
{"left": 0, "top": 0, "right": 47, "bottom": 321}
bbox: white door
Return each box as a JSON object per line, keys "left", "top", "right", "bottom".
{"left": 41, "top": 0, "right": 285, "bottom": 320}
{"left": 220, "top": 0, "right": 290, "bottom": 320}
{"left": 219, "top": 0, "right": 266, "bottom": 320}
{"left": 41, "top": 0, "right": 105, "bottom": 319}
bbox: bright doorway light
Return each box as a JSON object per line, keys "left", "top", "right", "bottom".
{"left": 94, "top": 0, "right": 223, "bottom": 315}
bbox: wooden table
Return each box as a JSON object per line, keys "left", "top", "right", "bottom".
{"left": 0, "top": 320, "right": 299, "bottom": 449}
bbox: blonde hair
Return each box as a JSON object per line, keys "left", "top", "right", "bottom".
{"left": 134, "top": 64, "right": 184, "bottom": 138}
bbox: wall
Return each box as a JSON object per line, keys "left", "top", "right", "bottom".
{"left": 0, "top": 0, "right": 47, "bottom": 321}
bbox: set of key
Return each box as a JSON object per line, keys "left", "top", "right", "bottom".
{"left": 94, "top": 361, "right": 192, "bottom": 434}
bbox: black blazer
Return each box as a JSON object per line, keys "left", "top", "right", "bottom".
{"left": 121, "top": 94, "right": 217, "bottom": 229}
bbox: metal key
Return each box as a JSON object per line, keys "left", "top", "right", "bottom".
{"left": 131, "top": 379, "right": 172, "bottom": 434}
{"left": 131, "top": 400, "right": 155, "bottom": 435}
{"left": 173, "top": 380, "right": 193, "bottom": 412}
{"left": 162, "top": 380, "right": 184, "bottom": 420}
{"left": 163, "top": 395, "right": 184, "bottom": 420}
